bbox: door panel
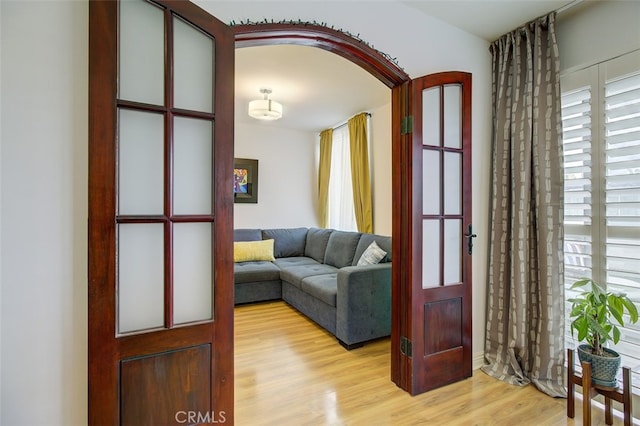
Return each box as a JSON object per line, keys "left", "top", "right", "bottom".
{"left": 392, "top": 72, "right": 472, "bottom": 395}
{"left": 120, "top": 345, "right": 211, "bottom": 425}
{"left": 88, "top": 0, "right": 234, "bottom": 423}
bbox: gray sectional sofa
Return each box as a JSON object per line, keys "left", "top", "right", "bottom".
{"left": 234, "top": 227, "right": 392, "bottom": 349}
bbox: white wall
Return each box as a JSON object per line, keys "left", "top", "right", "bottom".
{"left": 0, "top": 1, "right": 3, "bottom": 420}
{"left": 0, "top": 1, "right": 88, "bottom": 425}
{"left": 370, "top": 102, "right": 393, "bottom": 236}
{"left": 235, "top": 104, "right": 395, "bottom": 234}
{"left": 1, "top": 1, "right": 493, "bottom": 424}
{"left": 234, "top": 122, "right": 319, "bottom": 229}
{"left": 557, "top": 0, "right": 640, "bottom": 73}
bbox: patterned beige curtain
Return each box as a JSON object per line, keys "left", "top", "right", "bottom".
{"left": 318, "top": 128, "right": 333, "bottom": 228}
{"left": 348, "top": 113, "right": 373, "bottom": 233}
{"left": 481, "top": 12, "right": 566, "bottom": 398}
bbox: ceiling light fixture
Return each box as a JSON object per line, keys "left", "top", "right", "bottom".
{"left": 248, "top": 88, "right": 283, "bottom": 121}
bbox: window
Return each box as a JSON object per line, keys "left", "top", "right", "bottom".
{"left": 325, "top": 115, "right": 371, "bottom": 232}
{"left": 562, "top": 49, "right": 640, "bottom": 392}
{"left": 327, "top": 124, "right": 358, "bottom": 231}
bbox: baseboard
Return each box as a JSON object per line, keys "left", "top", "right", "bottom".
{"left": 473, "top": 351, "right": 485, "bottom": 370}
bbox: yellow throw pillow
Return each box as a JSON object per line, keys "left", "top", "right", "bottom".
{"left": 234, "top": 239, "right": 276, "bottom": 263}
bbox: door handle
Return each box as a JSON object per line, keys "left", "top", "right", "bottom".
{"left": 464, "top": 224, "right": 477, "bottom": 255}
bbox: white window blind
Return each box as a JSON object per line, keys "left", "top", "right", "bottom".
{"left": 605, "top": 66, "right": 640, "bottom": 376}
{"left": 561, "top": 49, "right": 640, "bottom": 393}
{"left": 562, "top": 83, "right": 594, "bottom": 278}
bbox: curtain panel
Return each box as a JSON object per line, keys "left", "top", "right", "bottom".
{"left": 348, "top": 113, "right": 373, "bottom": 233}
{"left": 318, "top": 128, "right": 333, "bottom": 228}
{"left": 481, "top": 12, "right": 566, "bottom": 397}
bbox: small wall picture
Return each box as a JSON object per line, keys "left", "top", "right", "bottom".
{"left": 234, "top": 158, "right": 258, "bottom": 203}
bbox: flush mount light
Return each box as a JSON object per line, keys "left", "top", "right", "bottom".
{"left": 248, "top": 88, "right": 283, "bottom": 121}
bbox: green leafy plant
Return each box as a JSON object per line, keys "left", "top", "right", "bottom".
{"left": 569, "top": 278, "right": 639, "bottom": 357}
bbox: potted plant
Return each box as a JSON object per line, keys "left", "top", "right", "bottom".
{"left": 569, "top": 277, "right": 639, "bottom": 388}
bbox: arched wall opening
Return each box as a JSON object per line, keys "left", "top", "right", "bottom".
{"left": 231, "top": 21, "right": 411, "bottom": 382}
{"left": 232, "top": 22, "right": 410, "bottom": 88}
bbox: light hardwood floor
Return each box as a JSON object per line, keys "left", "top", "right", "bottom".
{"left": 235, "top": 301, "right": 627, "bottom": 425}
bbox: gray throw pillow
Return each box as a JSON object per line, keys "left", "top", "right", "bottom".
{"left": 357, "top": 241, "right": 387, "bottom": 266}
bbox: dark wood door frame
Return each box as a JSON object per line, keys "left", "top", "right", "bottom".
{"left": 232, "top": 23, "right": 408, "bottom": 89}
{"left": 230, "top": 22, "right": 413, "bottom": 389}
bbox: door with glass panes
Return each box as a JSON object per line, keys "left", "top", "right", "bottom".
{"left": 392, "top": 71, "right": 473, "bottom": 394}
{"left": 88, "top": 1, "right": 234, "bottom": 423}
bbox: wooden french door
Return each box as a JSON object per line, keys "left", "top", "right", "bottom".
{"left": 88, "top": 1, "right": 234, "bottom": 424}
{"left": 392, "top": 71, "right": 473, "bottom": 395}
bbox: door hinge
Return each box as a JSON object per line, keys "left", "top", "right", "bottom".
{"left": 401, "top": 116, "right": 413, "bottom": 135}
{"left": 400, "top": 336, "right": 412, "bottom": 357}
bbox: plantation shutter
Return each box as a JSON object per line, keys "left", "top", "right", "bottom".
{"left": 562, "top": 83, "right": 594, "bottom": 278}
{"left": 603, "top": 62, "right": 640, "bottom": 380}
{"left": 561, "top": 49, "right": 640, "bottom": 394}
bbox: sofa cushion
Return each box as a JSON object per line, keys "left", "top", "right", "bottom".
{"left": 304, "top": 228, "right": 333, "bottom": 263}
{"left": 234, "top": 228, "right": 262, "bottom": 242}
{"left": 234, "top": 239, "right": 276, "bottom": 263}
{"left": 274, "top": 256, "right": 320, "bottom": 268}
{"left": 234, "top": 261, "right": 281, "bottom": 284}
{"left": 301, "top": 274, "right": 338, "bottom": 307}
{"left": 324, "top": 230, "right": 361, "bottom": 268}
{"left": 352, "top": 234, "right": 392, "bottom": 265}
{"left": 262, "top": 227, "right": 308, "bottom": 258}
{"left": 235, "top": 280, "right": 281, "bottom": 304}
{"left": 279, "top": 264, "right": 338, "bottom": 288}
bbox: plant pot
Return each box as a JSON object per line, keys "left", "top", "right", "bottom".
{"left": 577, "top": 344, "right": 621, "bottom": 388}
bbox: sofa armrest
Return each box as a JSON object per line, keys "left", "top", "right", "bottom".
{"left": 335, "top": 263, "right": 392, "bottom": 346}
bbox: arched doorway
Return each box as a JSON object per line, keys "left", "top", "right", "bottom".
{"left": 232, "top": 21, "right": 411, "bottom": 388}
{"left": 231, "top": 22, "right": 473, "bottom": 396}
{"left": 232, "top": 22, "right": 409, "bottom": 89}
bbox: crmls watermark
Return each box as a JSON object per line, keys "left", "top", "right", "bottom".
{"left": 175, "top": 411, "right": 226, "bottom": 424}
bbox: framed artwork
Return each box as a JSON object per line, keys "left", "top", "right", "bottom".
{"left": 234, "top": 158, "right": 258, "bottom": 203}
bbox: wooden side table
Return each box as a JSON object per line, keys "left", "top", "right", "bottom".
{"left": 567, "top": 348, "right": 632, "bottom": 425}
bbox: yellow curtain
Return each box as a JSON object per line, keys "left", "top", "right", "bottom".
{"left": 317, "top": 128, "right": 333, "bottom": 228}
{"left": 348, "top": 113, "right": 373, "bottom": 233}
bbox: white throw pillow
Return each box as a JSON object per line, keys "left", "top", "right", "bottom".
{"left": 357, "top": 240, "right": 387, "bottom": 266}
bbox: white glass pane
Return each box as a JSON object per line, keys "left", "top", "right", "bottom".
{"left": 444, "top": 85, "right": 462, "bottom": 149}
{"left": 173, "top": 117, "right": 213, "bottom": 215}
{"left": 173, "top": 223, "right": 213, "bottom": 324}
{"left": 422, "top": 219, "right": 440, "bottom": 288}
{"left": 119, "top": 0, "right": 164, "bottom": 105}
{"left": 118, "top": 109, "right": 164, "bottom": 215}
{"left": 118, "top": 223, "right": 164, "bottom": 334}
{"left": 444, "top": 152, "right": 461, "bottom": 215}
{"left": 173, "top": 17, "right": 214, "bottom": 113}
{"left": 423, "top": 150, "right": 440, "bottom": 214}
{"left": 444, "top": 219, "right": 461, "bottom": 285}
{"left": 423, "top": 87, "right": 440, "bottom": 147}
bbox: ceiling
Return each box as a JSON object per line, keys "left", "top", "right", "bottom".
{"left": 235, "top": 44, "right": 391, "bottom": 132}
{"left": 401, "top": 0, "right": 576, "bottom": 42}
{"left": 235, "top": 0, "right": 577, "bottom": 132}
